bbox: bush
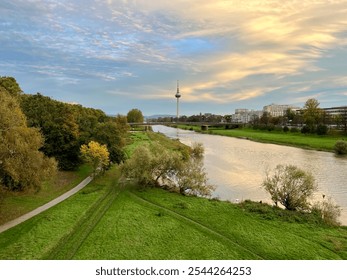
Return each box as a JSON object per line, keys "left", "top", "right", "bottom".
{"left": 262, "top": 165, "right": 317, "bottom": 211}
{"left": 283, "top": 126, "right": 289, "bottom": 133}
{"left": 334, "top": 140, "right": 347, "bottom": 155}
{"left": 316, "top": 124, "right": 328, "bottom": 135}
{"left": 290, "top": 127, "right": 299, "bottom": 133}
{"left": 301, "top": 125, "right": 311, "bottom": 134}
{"left": 312, "top": 198, "right": 341, "bottom": 226}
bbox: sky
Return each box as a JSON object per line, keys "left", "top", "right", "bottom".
{"left": 1, "top": 0, "right": 347, "bottom": 116}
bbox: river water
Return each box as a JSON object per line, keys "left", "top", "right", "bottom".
{"left": 152, "top": 125, "right": 347, "bottom": 225}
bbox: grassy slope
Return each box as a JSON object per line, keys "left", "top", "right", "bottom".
{"left": 0, "top": 166, "right": 117, "bottom": 259}
{"left": 175, "top": 125, "right": 344, "bottom": 152}
{"left": 1, "top": 132, "right": 346, "bottom": 260}
{"left": 0, "top": 165, "right": 92, "bottom": 225}
{"left": 72, "top": 187, "right": 347, "bottom": 260}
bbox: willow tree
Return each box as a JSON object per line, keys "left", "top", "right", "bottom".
{"left": 121, "top": 142, "right": 215, "bottom": 197}
{"left": 0, "top": 87, "right": 57, "bottom": 191}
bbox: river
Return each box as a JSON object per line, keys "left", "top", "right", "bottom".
{"left": 152, "top": 125, "right": 347, "bottom": 225}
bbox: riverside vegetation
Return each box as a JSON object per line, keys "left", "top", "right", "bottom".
{"left": 0, "top": 131, "right": 346, "bottom": 260}
{"left": 174, "top": 124, "right": 347, "bottom": 153}
{"left": 1, "top": 76, "right": 346, "bottom": 259}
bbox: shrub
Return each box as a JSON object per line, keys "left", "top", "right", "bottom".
{"left": 316, "top": 124, "right": 328, "bottom": 135}
{"left": 262, "top": 165, "right": 317, "bottom": 211}
{"left": 334, "top": 140, "right": 347, "bottom": 155}
{"left": 283, "top": 126, "right": 289, "bottom": 133}
{"left": 301, "top": 125, "right": 311, "bottom": 134}
{"left": 290, "top": 127, "right": 299, "bottom": 133}
{"left": 312, "top": 198, "right": 341, "bottom": 226}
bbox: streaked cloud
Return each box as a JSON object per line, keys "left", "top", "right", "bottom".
{"left": 1, "top": 0, "right": 346, "bottom": 114}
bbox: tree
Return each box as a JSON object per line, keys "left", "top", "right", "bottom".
{"left": 93, "top": 121, "right": 128, "bottom": 164}
{"left": 121, "top": 142, "right": 215, "bottom": 197}
{"left": 121, "top": 144, "right": 180, "bottom": 187}
{"left": 303, "top": 98, "right": 323, "bottom": 133}
{"left": 0, "top": 87, "right": 57, "bottom": 191}
{"left": 0, "top": 76, "right": 22, "bottom": 98}
{"left": 175, "top": 143, "right": 215, "bottom": 196}
{"left": 20, "top": 93, "right": 81, "bottom": 170}
{"left": 80, "top": 141, "right": 110, "bottom": 175}
{"left": 262, "top": 165, "right": 317, "bottom": 211}
{"left": 127, "top": 108, "right": 144, "bottom": 123}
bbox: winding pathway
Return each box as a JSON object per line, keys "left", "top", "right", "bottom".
{"left": 0, "top": 176, "right": 93, "bottom": 234}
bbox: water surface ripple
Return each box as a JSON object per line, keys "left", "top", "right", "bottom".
{"left": 153, "top": 125, "right": 347, "bottom": 225}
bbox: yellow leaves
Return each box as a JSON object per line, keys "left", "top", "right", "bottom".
{"left": 80, "top": 141, "right": 110, "bottom": 174}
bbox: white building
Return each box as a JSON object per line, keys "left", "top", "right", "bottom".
{"left": 232, "top": 109, "right": 263, "bottom": 123}
{"left": 263, "top": 104, "right": 300, "bottom": 117}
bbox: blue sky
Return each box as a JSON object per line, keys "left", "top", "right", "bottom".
{"left": 1, "top": 0, "right": 347, "bottom": 116}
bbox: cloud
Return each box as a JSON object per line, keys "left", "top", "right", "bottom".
{"left": 1, "top": 0, "right": 347, "bottom": 113}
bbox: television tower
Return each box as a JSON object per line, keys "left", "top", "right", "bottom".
{"left": 175, "top": 80, "right": 181, "bottom": 120}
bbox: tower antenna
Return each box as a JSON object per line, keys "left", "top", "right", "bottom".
{"left": 175, "top": 80, "right": 181, "bottom": 120}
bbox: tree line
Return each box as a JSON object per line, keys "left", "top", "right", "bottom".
{"left": 0, "top": 76, "right": 130, "bottom": 191}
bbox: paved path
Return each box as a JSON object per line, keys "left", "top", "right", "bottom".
{"left": 0, "top": 176, "right": 93, "bottom": 234}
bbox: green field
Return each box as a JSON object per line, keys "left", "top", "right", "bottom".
{"left": 0, "top": 164, "right": 92, "bottom": 225}
{"left": 1, "top": 132, "right": 346, "bottom": 260}
{"left": 175, "top": 125, "right": 345, "bottom": 152}
{"left": 0, "top": 168, "right": 346, "bottom": 259}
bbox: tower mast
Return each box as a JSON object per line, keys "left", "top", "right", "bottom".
{"left": 175, "top": 80, "right": 181, "bottom": 120}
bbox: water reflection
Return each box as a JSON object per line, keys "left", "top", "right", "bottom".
{"left": 153, "top": 125, "right": 347, "bottom": 225}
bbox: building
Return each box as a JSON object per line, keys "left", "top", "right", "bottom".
{"left": 322, "top": 106, "right": 347, "bottom": 131}
{"left": 263, "top": 103, "right": 300, "bottom": 117}
{"left": 232, "top": 109, "right": 263, "bottom": 123}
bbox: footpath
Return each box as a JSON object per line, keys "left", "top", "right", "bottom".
{"left": 0, "top": 176, "right": 93, "bottom": 234}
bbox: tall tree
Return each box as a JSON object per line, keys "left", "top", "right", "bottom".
{"left": 303, "top": 98, "right": 323, "bottom": 133}
{"left": 0, "top": 76, "right": 22, "bottom": 98}
{"left": 93, "top": 121, "right": 128, "bottom": 164}
{"left": 127, "top": 108, "right": 144, "bottom": 123}
{"left": 0, "top": 88, "right": 57, "bottom": 191}
{"left": 20, "top": 93, "right": 80, "bottom": 170}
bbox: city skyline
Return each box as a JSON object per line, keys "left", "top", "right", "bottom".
{"left": 1, "top": 0, "right": 347, "bottom": 116}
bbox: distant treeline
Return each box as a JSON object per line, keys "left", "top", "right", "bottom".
{"left": 0, "top": 76, "right": 129, "bottom": 191}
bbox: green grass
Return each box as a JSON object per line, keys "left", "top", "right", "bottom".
{"left": 176, "top": 125, "right": 345, "bottom": 152}
{"left": 2, "top": 172, "right": 346, "bottom": 259}
{"left": 0, "top": 166, "right": 118, "bottom": 259}
{"left": 0, "top": 164, "right": 92, "bottom": 225}
{"left": 1, "top": 131, "right": 346, "bottom": 260}
{"left": 125, "top": 131, "right": 190, "bottom": 157}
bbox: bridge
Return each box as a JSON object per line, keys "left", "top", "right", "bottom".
{"left": 128, "top": 121, "right": 242, "bottom": 131}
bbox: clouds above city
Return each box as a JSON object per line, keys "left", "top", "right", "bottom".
{"left": 1, "top": 0, "right": 347, "bottom": 115}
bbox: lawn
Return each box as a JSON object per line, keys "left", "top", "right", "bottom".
{"left": 0, "top": 164, "right": 92, "bottom": 225}
{"left": 1, "top": 131, "right": 346, "bottom": 260}
{"left": 1, "top": 166, "right": 346, "bottom": 260}
{"left": 175, "top": 125, "right": 344, "bottom": 152}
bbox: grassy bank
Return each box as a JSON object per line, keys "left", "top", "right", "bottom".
{"left": 1, "top": 178, "right": 346, "bottom": 259}
{"left": 0, "top": 131, "right": 346, "bottom": 260}
{"left": 175, "top": 124, "right": 345, "bottom": 152}
{"left": 0, "top": 164, "right": 92, "bottom": 225}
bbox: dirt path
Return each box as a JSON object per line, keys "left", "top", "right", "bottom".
{"left": 0, "top": 176, "right": 93, "bottom": 234}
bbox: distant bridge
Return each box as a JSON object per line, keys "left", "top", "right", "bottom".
{"left": 128, "top": 122, "right": 243, "bottom": 131}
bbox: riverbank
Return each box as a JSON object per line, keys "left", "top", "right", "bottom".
{"left": 1, "top": 164, "right": 346, "bottom": 259}
{"left": 1, "top": 131, "right": 346, "bottom": 259}
{"left": 173, "top": 124, "right": 345, "bottom": 152}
